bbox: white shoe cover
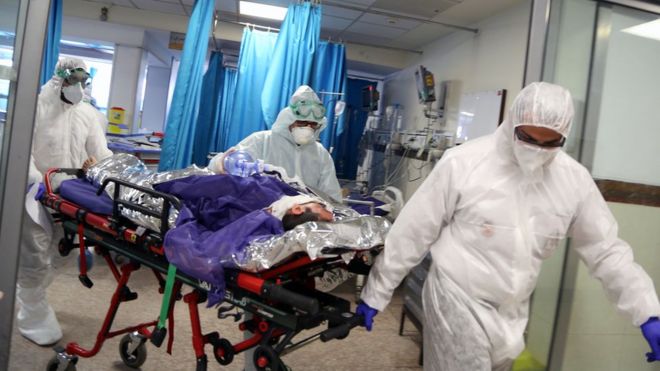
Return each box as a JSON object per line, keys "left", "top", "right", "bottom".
{"left": 16, "top": 287, "right": 62, "bottom": 346}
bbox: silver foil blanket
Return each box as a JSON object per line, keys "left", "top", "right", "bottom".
{"left": 86, "top": 154, "right": 214, "bottom": 231}
{"left": 237, "top": 215, "right": 391, "bottom": 272}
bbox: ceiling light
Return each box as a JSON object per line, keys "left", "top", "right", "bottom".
{"left": 622, "top": 18, "right": 660, "bottom": 42}
{"left": 239, "top": 1, "right": 287, "bottom": 21}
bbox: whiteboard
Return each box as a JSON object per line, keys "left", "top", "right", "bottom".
{"left": 456, "top": 89, "right": 506, "bottom": 143}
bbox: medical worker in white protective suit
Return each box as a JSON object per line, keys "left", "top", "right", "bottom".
{"left": 209, "top": 85, "right": 342, "bottom": 202}
{"left": 357, "top": 82, "right": 660, "bottom": 370}
{"left": 18, "top": 57, "right": 112, "bottom": 346}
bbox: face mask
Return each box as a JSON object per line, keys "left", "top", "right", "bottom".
{"left": 62, "top": 84, "right": 84, "bottom": 104}
{"left": 512, "top": 138, "right": 560, "bottom": 176}
{"left": 291, "top": 127, "right": 316, "bottom": 145}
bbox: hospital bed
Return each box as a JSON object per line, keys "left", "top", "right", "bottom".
{"left": 41, "top": 168, "right": 383, "bottom": 371}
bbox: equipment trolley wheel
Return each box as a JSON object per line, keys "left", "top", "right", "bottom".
{"left": 119, "top": 333, "right": 148, "bottom": 368}
{"left": 212, "top": 338, "right": 234, "bottom": 365}
{"left": 253, "top": 346, "right": 287, "bottom": 371}
{"left": 46, "top": 356, "right": 77, "bottom": 371}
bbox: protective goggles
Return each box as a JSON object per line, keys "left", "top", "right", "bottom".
{"left": 514, "top": 126, "right": 566, "bottom": 148}
{"left": 57, "top": 67, "right": 90, "bottom": 85}
{"left": 290, "top": 100, "right": 326, "bottom": 121}
{"left": 292, "top": 120, "right": 320, "bottom": 129}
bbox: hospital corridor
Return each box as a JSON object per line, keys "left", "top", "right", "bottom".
{"left": 0, "top": 0, "right": 659, "bottom": 370}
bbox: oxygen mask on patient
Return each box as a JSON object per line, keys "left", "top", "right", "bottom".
{"left": 223, "top": 151, "right": 264, "bottom": 177}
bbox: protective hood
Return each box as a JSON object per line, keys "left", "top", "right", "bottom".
{"left": 40, "top": 57, "right": 89, "bottom": 106}
{"left": 271, "top": 85, "right": 328, "bottom": 146}
{"left": 496, "top": 82, "right": 574, "bottom": 174}
{"left": 509, "top": 82, "right": 574, "bottom": 136}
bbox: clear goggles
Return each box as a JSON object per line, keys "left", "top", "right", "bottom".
{"left": 57, "top": 67, "right": 90, "bottom": 86}
{"left": 290, "top": 100, "right": 326, "bottom": 121}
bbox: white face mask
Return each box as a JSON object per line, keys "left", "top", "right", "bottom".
{"left": 62, "top": 84, "right": 84, "bottom": 104}
{"left": 291, "top": 127, "right": 316, "bottom": 145}
{"left": 512, "top": 138, "right": 560, "bottom": 177}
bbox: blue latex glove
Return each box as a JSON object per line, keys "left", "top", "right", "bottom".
{"left": 642, "top": 317, "right": 660, "bottom": 362}
{"left": 356, "top": 302, "right": 378, "bottom": 331}
{"left": 34, "top": 183, "right": 46, "bottom": 201}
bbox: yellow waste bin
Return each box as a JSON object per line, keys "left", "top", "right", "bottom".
{"left": 107, "top": 107, "right": 129, "bottom": 134}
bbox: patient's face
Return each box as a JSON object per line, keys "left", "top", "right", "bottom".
{"left": 288, "top": 202, "right": 333, "bottom": 221}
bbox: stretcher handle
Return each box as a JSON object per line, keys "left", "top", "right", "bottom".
{"left": 97, "top": 177, "right": 182, "bottom": 210}
{"left": 320, "top": 314, "right": 364, "bottom": 342}
{"left": 260, "top": 282, "right": 320, "bottom": 315}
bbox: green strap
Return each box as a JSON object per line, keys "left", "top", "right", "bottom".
{"left": 157, "top": 264, "right": 177, "bottom": 329}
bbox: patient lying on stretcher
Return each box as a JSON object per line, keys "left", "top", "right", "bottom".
{"left": 83, "top": 154, "right": 338, "bottom": 232}
{"left": 82, "top": 154, "right": 389, "bottom": 304}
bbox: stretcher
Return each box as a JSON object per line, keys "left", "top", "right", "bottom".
{"left": 42, "top": 168, "right": 378, "bottom": 371}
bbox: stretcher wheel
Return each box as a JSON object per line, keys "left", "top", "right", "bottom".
{"left": 119, "top": 334, "right": 147, "bottom": 368}
{"left": 253, "top": 346, "right": 286, "bottom": 371}
{"left": 212, "top": 338, "right": 234, "bottom": 365}
{"left": 58, "top": 238, "right": 73, "bottom": 257}
{"left": 46, "top": 356, "right": 76, "bottom": 371}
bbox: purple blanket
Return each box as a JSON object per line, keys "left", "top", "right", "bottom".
{"left": 154, "top": 174, "right": 299, "bottom": 305}
{"left": 59, "top": 178, "right": 113, "bottom": 215}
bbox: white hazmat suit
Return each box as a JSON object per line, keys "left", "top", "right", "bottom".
{"left": 209, "top": 86, "right": 342, "bottom": 201}
{"left": 361, "top": 82, "right": 660, "bottom": 370}
{"left": 18, "top": 57, "right": 112, "bottom": 345}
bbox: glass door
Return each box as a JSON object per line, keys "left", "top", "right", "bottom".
{"left": 0, "top": 1, "right": 52, "bottom": 369}
{"left": 537, "top": 1, "right": 660, "bottom": 370}
{"left": 554, "top": 4, "right": 660, "bottom": 370}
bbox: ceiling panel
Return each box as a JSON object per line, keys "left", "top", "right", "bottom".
{"left": 216, "top": 1, "right": 237, "bottom": 13}
{"left": 329, "top": 0, "right": 377, "bottom": 6}
{"left": 339, "top": 31, "right": 393, "bottom": 46}
{"left": 156, "top": 0, "right": 180, "bottom": 4}
{"left": 359, "top": 13, "right": 421, "bottom": 30}
{"left": 323, "top": 5, "right": 362, "bottom": 20}
{"left": 321, "top": 15, "right": 353, "bottom": 31}
{"left": 251, "top": 0, "right": 291, "bottom": 8}
{"left": 432, "top": 0, "right": 523, "bottom": 24}
{"left": 371, "top": 0, "right": 460, "bottom": 19}
{"left": 181, "top": 0, "right": 195, "bottom": 5}
{"left": 390, "top": 23, "right": 453, "bottom": 49}
{"left": 132, "top": 0, "right": 186, "bottom": 15}
{"left": 86, "top": 0, "right": 138, "bottom": 8}
{"left": 346, "top": 22, "right": 407, "bottom": 39}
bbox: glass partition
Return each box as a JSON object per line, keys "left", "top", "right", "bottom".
{"left": 535, "top": 1, "right": 660, "bottom": 370}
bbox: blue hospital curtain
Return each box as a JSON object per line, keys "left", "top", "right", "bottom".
{"left": 216, "top": 68, "right": 237, "bottom": 152}
{"left": 334, "top": 78, "right": 375, "bottom": 179}
{"left": 40, "top": 0, "right": 62, "bottom": 86}
{"left": 260, "top": 2, "right": 321, "bottom": 128}
{"left": 224, "top": 29, "right": 276, "bottom": 149}
{"left": 191, "top": 52, "right": 238, "bottom": 166}
{"left": 159, "top": 0, "right": 214, "bottom": 170}
{"left": 311, "top": 41, "right": 347, "bottom": 151}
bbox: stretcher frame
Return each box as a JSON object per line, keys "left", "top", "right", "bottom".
{"left": 41, "top": 168, "right": 372, "bottom": 371}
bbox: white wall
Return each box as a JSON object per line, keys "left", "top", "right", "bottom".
{"left": 62, "top": 16, "right": 144, "bottom": 47}
{"left": 141, "top": 66, "right": 170, "bottom": 132}
{"left": 108, "top": 45, "right": 144, "bottom": 131}
{"left": 381, "top": 0, "right": 530, "bottom": 199}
